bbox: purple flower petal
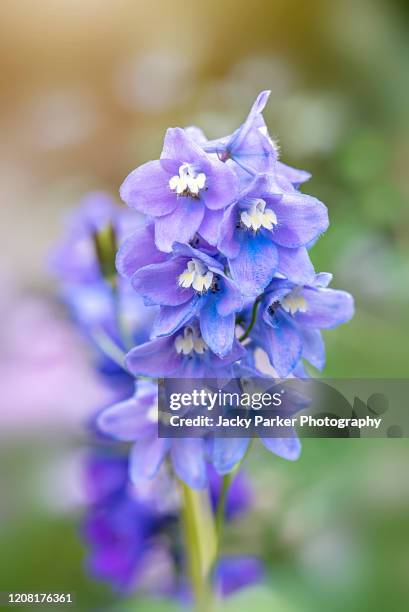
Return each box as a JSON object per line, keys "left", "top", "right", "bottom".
{"left": 161, "top": 127, "right": 210, "bottom": 169}
{"left": 218, "top": 203, "right": 241, "bottom": 258}
{"left": 200, "top": 305, "right": 235, "bottom": 357}
{"left": 300, "top": 327, "right": 325, "bottom": 370}
{"left": 314, "top": 272, "right": 333, "bottom": 288}
{"left": 97, "top": 383, "right": 156, "bottom": 441}
{"left": 129, "top": 437, "right": 169, "bottom": 483}
{"left": 214, "top": 556, "right": 263, "bottom": 597}
{"left": 125, "top": 336, "right": 181, "bottom": 376}
{"left": 198, "top": 208, "right": 224, "bottom": 246}
{"left": 227, "top": 91, "right": 275, "bottom": 173}
{"left": 116, "top": 224, "right": 167, "bottom": 279}
{"left": 208, "top": 339, "right": 246, "bottom": 369}
{"left": 154, "top": 199, "right": 205, "bottom": 252}
{"left": 295, "top": 288, "right": 354, "bottom": 329}
{"left": 131, "top": 258, "right": 193, "bottom": 306}
{"left": 151, "top": 299, "right": 201, "bottom": 337}
{"left": 260, "top": 434, "right": 301, "bottom": 460}
{"left": 262, "top": 310, "right": 302, "bottom": 376}
{"left": 293, "top": 361, "right": 309, "bottom": 378}
{"left": 229, "top": 232, "right": 278, "bottom": 297}
{"left": 208, "top": 466, "right": 252, "bottom": 519}
{"left": 211, "top": 438, "right": 250, "bottom": 474}
{"left": 241, "top": 172, "right": 277, "bottom": 199}
{"left": 276, "top": 245, "right": 315, "bottom": 285}
{"left": 185, "top": 125, "right": 208, "bottom": 145}
{"left": 201, "top": 162, "right": 238, "bottom": 210}
{"left": 180, "top": 357, "right": 207, "bottom": 378}
{"left": 204, "top": 91, "right": 271, "bottom": 163}
{"left": 270, "top": 192, "right": 329, "bottom": 248}
{"left": 245, "top": 90, "right": 270, "bottom": 118}
{"left": 120, "top": 160, "right": 178, "bottom": 216}
{"left": 170, "top": 438, "right": 207, "bottom": 489}
{"left": 214, "top": 277, "right": 243, "bottom": 317}
{"left": 276, "top": 161, "right": 311, "bottom": 187}
{"left": 262, "top": 280, "right": 294, "bottom": 306}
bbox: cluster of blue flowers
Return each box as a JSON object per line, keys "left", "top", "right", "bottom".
{"left": 100, "top": 90, "right": 353, "bottom": 482}
{"left": 51, "top": 91, "right": 354, "bottom": 597}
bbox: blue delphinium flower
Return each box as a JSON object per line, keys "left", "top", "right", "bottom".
{"left": 201, "top": 90, "right": 311, "bottom": 188}
{"left": 120, "top": 128, "right": 238, "bottom": 252}
{"left": 116, "top": 224, "right": 236, "bottom": 354}
{"left": 127, "top": 242, "right": 243, "bottom": 356}
{"left": 82, "top": 452, "right": 178, "bottom": 595}
{"left": 252, "top": 273, "right": 355, "bottom": 377}
{"left": 202, "top": 91, "right": 275, "bottom": 174}
{"left": 218, "top": 174, "right": 328, "bottom": 295}
{"left": 125, "top": 319, "right": 245, "bottom": 378}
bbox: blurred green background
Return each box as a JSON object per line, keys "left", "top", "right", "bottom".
{"left": 0, "top": 0, "right": 408, "bottom": 610}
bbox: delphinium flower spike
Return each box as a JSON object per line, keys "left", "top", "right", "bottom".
{"left": 51, "top": 90, "right": 354, "bottom": 608}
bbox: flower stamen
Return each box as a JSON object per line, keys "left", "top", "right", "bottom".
{"left": 178, "top": 259, "right": 214, "bottom": 293}
{"left": 240, "top": 199, "right": 277, "bottom": 232}
{"left": 169, "top": 163, "right": 206, "bottom": 198}
{"left": 174, "top": 326, "right": 208, "bottom": 356}
{"left": 281, "top": 288, "right": 307, "bottom": 315}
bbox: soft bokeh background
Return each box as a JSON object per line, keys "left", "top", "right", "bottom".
{"left": 1, "top": 0, "right": 408, "bottom": 610}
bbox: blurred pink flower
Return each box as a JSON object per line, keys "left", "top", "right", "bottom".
{"left": 0, "top": 287, "right": 116, "bottom": 436}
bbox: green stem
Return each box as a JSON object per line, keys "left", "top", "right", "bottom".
{"left": 215, "top": 473, "right": 233, "bottom": 544}
{"left": 180, "top": 482, "right": 217, "bottom": 612}
{"left": 214, "top": 441, "right": 255, "bottom": 551}
{"left": 239, "top": 297, "right": 261, "bottom": 342}
{"left": 111, "top": 281, "right": 135, "bottom": 352}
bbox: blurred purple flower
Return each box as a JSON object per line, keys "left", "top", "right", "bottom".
{"left": 50, "top": 192, "right": 155, "bottom": 378}
{"left": 50, "top": 191, "right": 137, "bottom": 285}
{"left": 214, "top": 556, "right": 264, "bottom": 597}
{"left": 82, "top": 452, "right": 178, "bottom": 594}
{"left": 208, "top": 464, "right": 252, "bottom": 520}
{"left": 82, "top": 451, "right": 261, "bottom": 597}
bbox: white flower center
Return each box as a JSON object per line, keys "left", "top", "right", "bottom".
{"left": 281, "top": 288, "right": 307, "bottom": 315}
{"left": 169, "top": 163, "right": 206, "bottom": 197}
{"left": 240, "top": 199, "right": 277, "bottom": 232}
{"left": 178, "top": 258, "right": 214, "bottom": 292}
{"left": 174, "top": 327, "right": 208, "bottom": 356}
